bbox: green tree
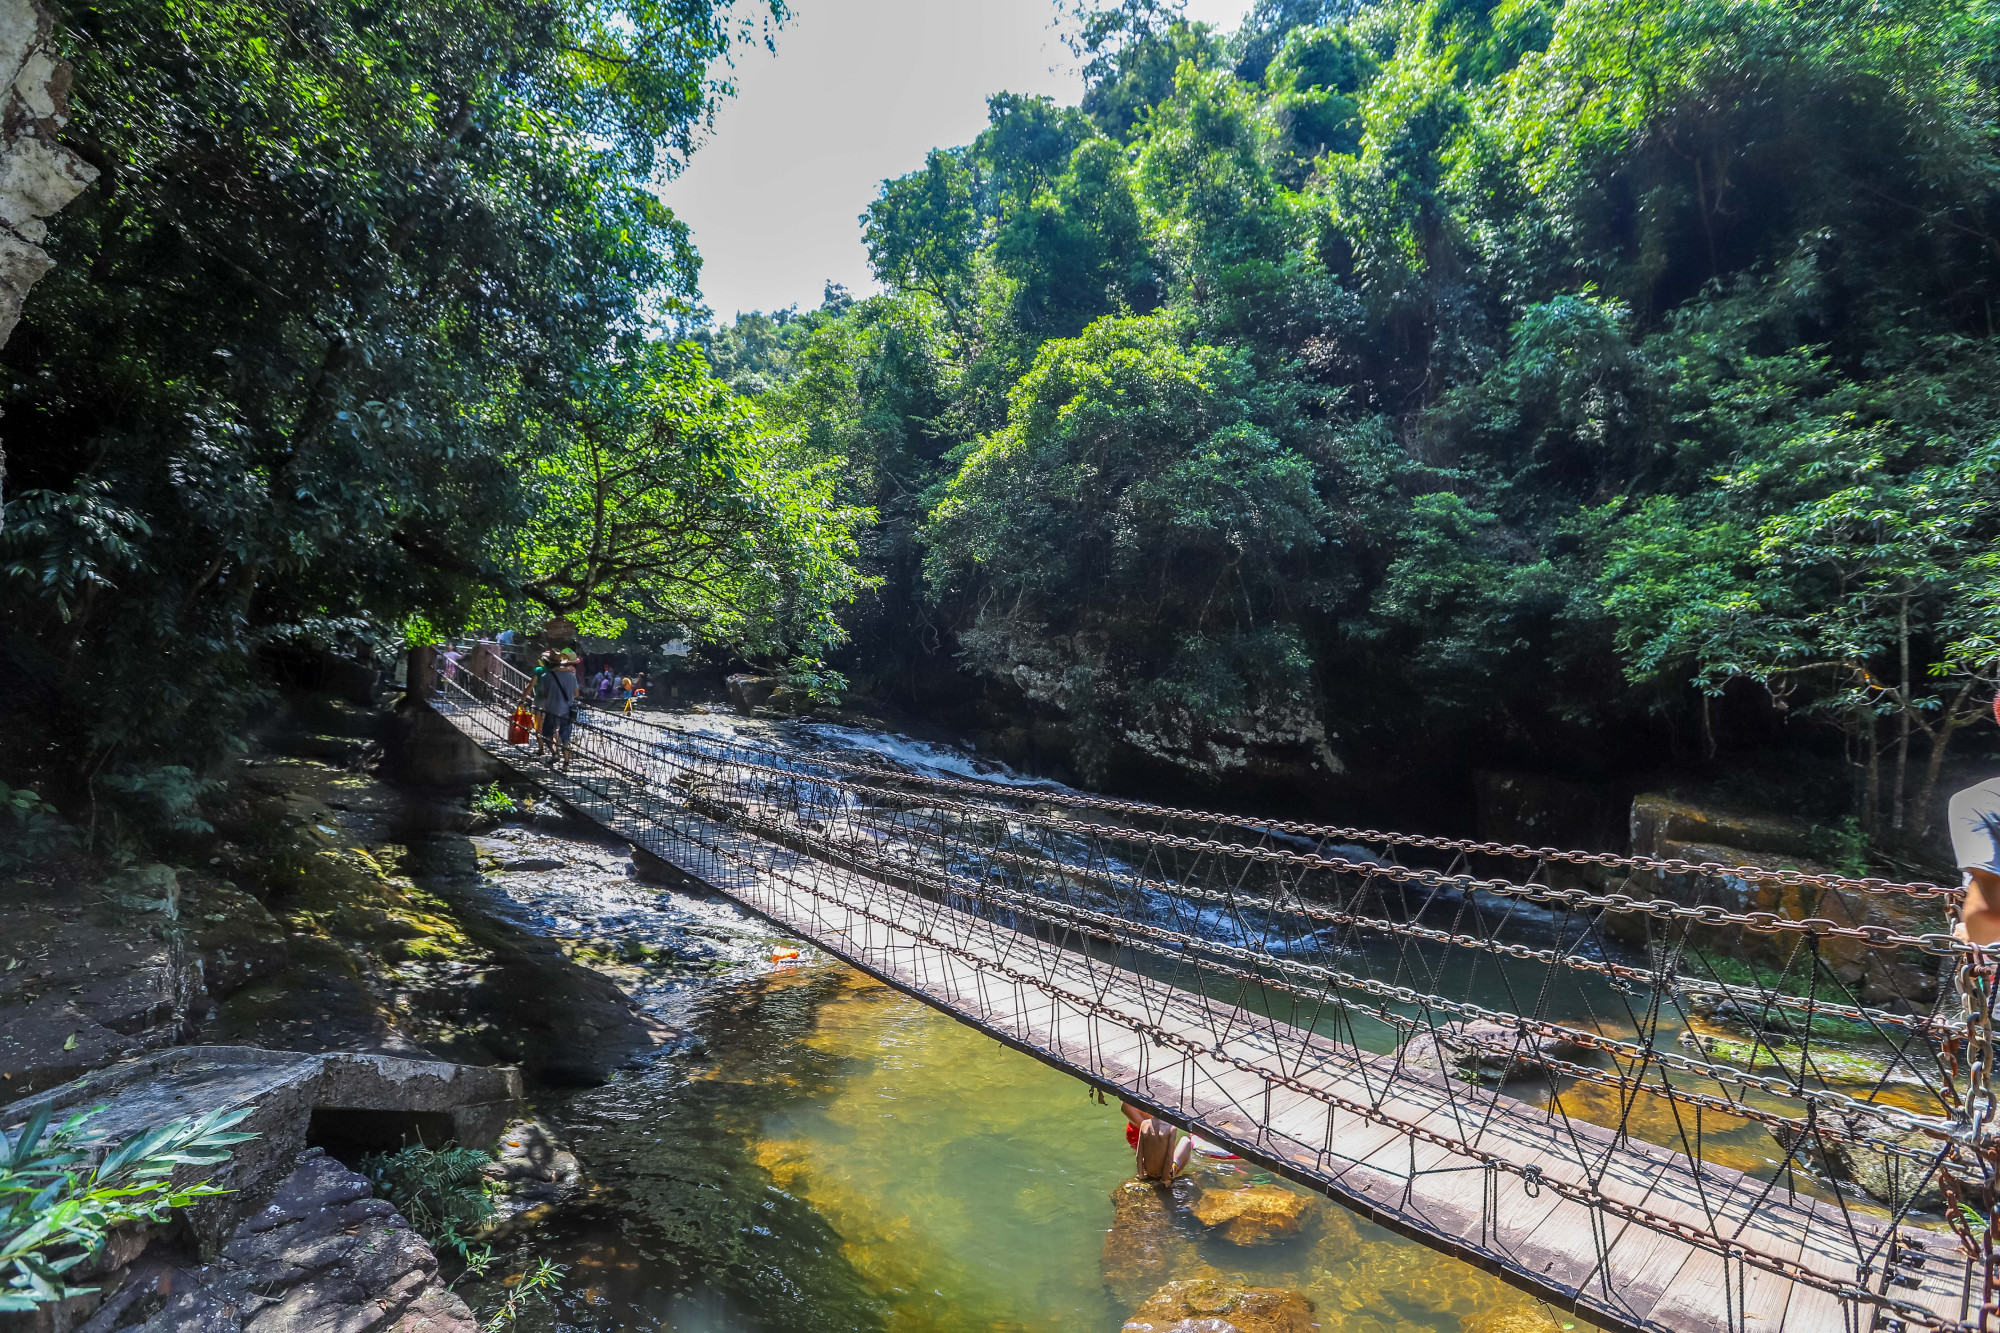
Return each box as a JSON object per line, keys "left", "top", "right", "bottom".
{"left": 507, "top": 344, "right": 874, "bottom": 676}
{"left": 0, "top": 0, "right": 788, "bottom": 795}
{"left": 924, "top": 312, "right": 1335, "bottom": 777}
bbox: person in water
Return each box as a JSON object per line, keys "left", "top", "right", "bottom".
{"left": 1121, "top": 1102, "right": 1192, "bottom": 1181}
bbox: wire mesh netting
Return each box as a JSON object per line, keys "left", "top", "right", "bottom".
{"left": 431, "top": 648, "right": 1997, "bottom": 1333}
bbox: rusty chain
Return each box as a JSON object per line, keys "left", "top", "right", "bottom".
{"left": 433, "top": 675, "right": 1989, "bottom": 1330}
{"left": 600, "top": 709, "right": 1957, "bottom": 902}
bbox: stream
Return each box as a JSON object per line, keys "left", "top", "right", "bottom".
{"left": 441, "top": 710, "right": 1830, "bottom": 1333}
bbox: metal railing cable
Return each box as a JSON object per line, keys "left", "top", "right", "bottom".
{"left": 431, "top": 660, "right": 1997, "bottom": 1331}
{"left": 579, "top": 704, "right": 1958, "bottom": 901}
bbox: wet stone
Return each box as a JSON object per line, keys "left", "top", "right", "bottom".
{"left": 1103, "top": 1179, "right": 1203, "bottom": 1304}
{"left": 1397, "top": 1020, "right": 1587, "bottom": 1082}
{"left": 1771, "top": 1110, "right": 1946, "bottom": 1213}
{"left": 1457, "top": 1307, "right": 1567, "bottom": 1333}
{"left": 1124, "top": 1278, "right": 1319, "bottom": 1333}
{"left": 1187, "top": 1179, "right": 1317, "bottom": 1245}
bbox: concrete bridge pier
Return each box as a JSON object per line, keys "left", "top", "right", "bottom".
{"left": 382, "top": 645, "right": 510, "bottom": 789}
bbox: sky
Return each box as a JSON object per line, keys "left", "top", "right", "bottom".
{"left": 664, "top": 0, "right": 1254, "bottom": 321}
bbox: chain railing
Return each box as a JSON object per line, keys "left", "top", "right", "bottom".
{"left": 427, "top": 653, "right": 1997, "bottom": 1332}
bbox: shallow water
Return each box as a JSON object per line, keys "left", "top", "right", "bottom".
{"left": 452, "top": 709, "right": 1937, "bottom": 1331}
{"left": 464, "top": 961, "right": 1583, "bottom": 1333}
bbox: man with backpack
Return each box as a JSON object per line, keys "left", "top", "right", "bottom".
{"left": 529, "top": 650, "right": 580, "bottom": 766}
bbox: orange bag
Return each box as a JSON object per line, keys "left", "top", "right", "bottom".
{"left": 507, "top": 708, "right": 533, "bottom": 745}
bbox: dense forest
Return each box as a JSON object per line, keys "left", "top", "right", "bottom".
{"left": 3, "top": 0, "right": 1999, "bottom": 859}
{"left": 697, "top": 0, "right": 2000, "bottom": 844}
{"left": 0, "top": 0, "right": 864, "bottom": 848}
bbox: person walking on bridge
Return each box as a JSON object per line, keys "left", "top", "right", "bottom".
{"left": 528, "top": 650, "right": 580, "bottom": 766}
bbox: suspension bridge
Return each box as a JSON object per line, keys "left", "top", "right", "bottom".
{"left": 421, "top": 648, "right": 1995, "bottom": 1333}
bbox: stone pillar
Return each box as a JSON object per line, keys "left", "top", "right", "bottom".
{"left": 407, "top": 644, "right": 437, "bottom": 701}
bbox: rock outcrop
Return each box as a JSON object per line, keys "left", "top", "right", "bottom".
{"left": 5, "top": 1046, "right": 520, "bottom": 1332}
{"left": 1, "top": 0, "right": 95, "bottom": 519}
{"left": 1623, "top": 793, "right": 1950, "bottom": 1006}
{"left": 76, "top": 1149, "right": 477, "bottom": 1333}
{"left": 0, "top": 0, "right": 93, "bottom": 345}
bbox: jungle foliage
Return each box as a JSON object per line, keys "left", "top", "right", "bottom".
{"left": 714, "top": 0, "right": 2000, "bottom": 832}
{"left": 0, "top": 0, "right": 868, "bottom": 811}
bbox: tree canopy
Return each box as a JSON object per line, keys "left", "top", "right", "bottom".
{"left": 706, "top": 0, "right": 2000, "bottom": 831}
{"left": 0, "top": 0, "right": 875, "bottom": 807}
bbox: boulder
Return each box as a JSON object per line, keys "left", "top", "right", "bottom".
{"left": 1102, "top": 1179, "right": 1201, "bottom": 1304}
{"left": 1770, "top": 1111, "right": 1947, "bottom": 1214}
{"left": 726, "top": 674, "right": 780, "bottom": 712}
{"left": 1123, "top": 1279, "right": 1318, "bottom": 1333}
{"left": 483, "top": 1117, "right": 587, "bottom": 1233}
{"left": 1308, "top": 1204, "right": 1362, "bottom": 1264}
{"left": 1398, "top": 1021, "right": 1590, "bottom": 1082}
{"left": 1186, "top": 1179, "right": 1316, "bottom": 1245}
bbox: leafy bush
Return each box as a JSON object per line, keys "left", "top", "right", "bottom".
{"left": 471, "top": 784, "right": 517, "bottom": 816}
{"left": 97, "top": 766, "right": 221, "bottom": 840}
{"left": 0, "top": 1105, "right": 255, "bottom": 1310}
{"left": 358, "top": 1144, "right": 496, "bottom": 1263}
{"left": 0, "top": 786, "right": 73, "bottom": 871}
{"left": 358, "top": 1144, "right": 561, "bottom": 1328}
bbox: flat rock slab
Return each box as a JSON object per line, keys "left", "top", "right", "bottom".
{"left": 2, "top": 1046, "right": 521, "bottom": 1256}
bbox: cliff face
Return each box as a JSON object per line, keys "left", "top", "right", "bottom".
{"left": 0, "top": 0, "right": 92, "bottom": 347}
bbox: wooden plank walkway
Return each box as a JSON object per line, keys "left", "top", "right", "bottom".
{"left": 433, "top": 695, "right": 1975, "bottom": 1333}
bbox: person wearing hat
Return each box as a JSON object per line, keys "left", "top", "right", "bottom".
{"left": 527, "top": 650, "right": 580, "bottom": 766}
{"left": 1948, "top": 695, "right": 2000, "bottom": 948}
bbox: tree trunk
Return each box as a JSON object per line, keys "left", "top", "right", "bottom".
{"left": 1914, "top": 720, "right": 1956, "bottom": 839}
{"left": 1892, "top": 590, "right": 1911, "bottom": 829}
{"left": 1862, "top": 706, "right": 1881, "bottom": 834}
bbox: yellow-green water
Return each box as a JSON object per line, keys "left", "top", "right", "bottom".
{"left": 467, "top": 963, "right": 1584, "bottom": 1333}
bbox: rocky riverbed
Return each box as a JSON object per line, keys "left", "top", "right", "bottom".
{"left": 11, "top": 685, "right": 1954, "bottom": 1333}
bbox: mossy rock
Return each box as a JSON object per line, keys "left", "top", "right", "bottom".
{"left": 1123, "top": 1278, "right": 1317, "bottom": 1333}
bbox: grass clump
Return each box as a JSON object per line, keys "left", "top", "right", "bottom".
{"left": 472, "top": 784, "right": 517, "bottom": 816}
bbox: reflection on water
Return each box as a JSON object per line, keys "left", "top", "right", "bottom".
{"left": 463, "top": 964, "right": 1581, "bottom": 1333}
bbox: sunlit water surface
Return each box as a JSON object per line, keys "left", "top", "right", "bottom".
{"left": 464, "top": 962, "right": 1580, "bottom": 1333}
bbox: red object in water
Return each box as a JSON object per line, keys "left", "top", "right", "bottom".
{"left": 1125, "top": 1122, "right": 1140, "bottom": 1148}
{"left": 507, "top": 708, "right": 533, "bottom": 745}
{"left": 1993, "top": 693, "right": 1999, "bottom": 729}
